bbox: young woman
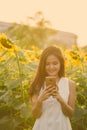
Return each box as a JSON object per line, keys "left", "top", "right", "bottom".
{"left": 29, "top": 46, "right": 76, "bottom": 130}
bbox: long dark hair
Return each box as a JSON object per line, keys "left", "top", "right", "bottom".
{"left": 29, "top": 46, "right": 65, "bottom": 97}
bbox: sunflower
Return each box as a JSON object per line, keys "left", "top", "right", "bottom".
{"left": 0, "top": 33, "right": 12, "bottom": 49}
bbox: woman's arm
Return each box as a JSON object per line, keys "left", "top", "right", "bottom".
{"left": 31, "top": 95, "right": 42, "bottom": 119}
{"left": 53, "top": 80, "right": 76, "bottom": 118}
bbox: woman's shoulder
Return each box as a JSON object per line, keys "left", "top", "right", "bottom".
{"left": 63, "top": 77, "right": 76, "bottom": 85}
{"left": 62, "top": 77, "right": 76, "bottom": 89}
{"left": 69, "top": 79, "right": 76, "bottom": 87}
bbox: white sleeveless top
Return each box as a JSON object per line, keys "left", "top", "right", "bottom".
{"left": 32, "top": 77, "right": 72, "bottom": 130}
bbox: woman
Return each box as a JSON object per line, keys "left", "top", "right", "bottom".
{"left": 29, "top": 46, "right": 76, "bottom": 130}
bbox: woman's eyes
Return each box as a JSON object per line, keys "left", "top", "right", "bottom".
{"left": 46, "top": 62, "right": 58, "bottom": 65}
{"left": 53, "top": 62, "right": 58, "bottom": 65}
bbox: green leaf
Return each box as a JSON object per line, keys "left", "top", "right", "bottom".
{"left": 5, "top": 78, "right": 23, "bottom": 89}
{"left": 0, "top": 116, "right": 16, "bottom": 130}
{"left": 20, "top": 103, "right": 32, "bottom": 118}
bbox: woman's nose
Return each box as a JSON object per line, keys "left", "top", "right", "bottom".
{"left": 49, "top": 64, "right": 54, "bottom": 69}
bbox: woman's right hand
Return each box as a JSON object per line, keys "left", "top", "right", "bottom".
{"left": 38, "top": 85, "right": 55, "bottom": 102}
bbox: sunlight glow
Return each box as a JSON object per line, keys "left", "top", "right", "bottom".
{"left": 0, "top": 0, "right": 87, "bottom": 47}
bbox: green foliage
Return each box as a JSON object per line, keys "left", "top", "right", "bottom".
{"left": 0, "top": 39, "right": 39, "bottom": 129}
{"left": 65, "top": 46, "right": 87, "bottom": 130}
{"left": 0, "top": 34, "right": 87, "bottom": 130}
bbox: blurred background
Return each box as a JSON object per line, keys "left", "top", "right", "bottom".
{"left": 0, "top": 0, "right": 87, "bottom": 49}
{"left": 0, "top": 0, "right": 87, "bottom": 130}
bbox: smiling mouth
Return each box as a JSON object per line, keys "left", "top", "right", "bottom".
{"left": 49, "top": 70, "right": 56, "bottom": 73}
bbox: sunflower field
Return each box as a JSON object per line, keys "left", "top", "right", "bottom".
{"left": 0, "top": 33, "right": 87, "bottom": 130}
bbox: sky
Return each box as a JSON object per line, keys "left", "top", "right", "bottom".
{"left": 0, "top": 0, "right": 87, "bottom": 47}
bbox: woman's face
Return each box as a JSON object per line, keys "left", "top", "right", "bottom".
{"left": 45, "top": 54, "right": 60, "bottom": 77}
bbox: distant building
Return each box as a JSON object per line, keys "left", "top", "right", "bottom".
{"left": 0, "top": 21, "right": 11, "bottom": 32}
{"left": 49, "top": 30, "right": 77, "bottom": 48}
{"left": 0, "top": 21, "right": 78, "bottom": 49}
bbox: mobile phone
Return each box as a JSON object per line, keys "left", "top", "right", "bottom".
{"left": 45, "top": 76, "right": 56, "bottom": 87}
